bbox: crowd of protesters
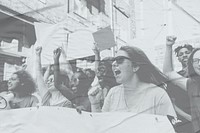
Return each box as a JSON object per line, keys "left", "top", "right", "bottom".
{"left": 0, "top": 36, "right": 200, "bottom": 132}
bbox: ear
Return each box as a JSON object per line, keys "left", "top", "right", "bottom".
{"left": 133, "top": 65, "right": 139, "bottom": 73}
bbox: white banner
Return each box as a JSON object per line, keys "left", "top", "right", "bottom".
{"left": 0, "top": 107, "right": 175, "bottom": 133}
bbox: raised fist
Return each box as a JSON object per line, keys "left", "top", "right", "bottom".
{"left": 53, "top": 47, "right": 62, "bottom": 60}
{"left": 166, "top": 36, "right": 177, "bottom": 46}
{"left": 35, "top": 46, "right": 42, "bottom": 56}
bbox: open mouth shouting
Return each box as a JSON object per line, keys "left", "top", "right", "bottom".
{"left": 113, "top": 69, "right": 121, "bottom": 77}
{"left": 182, "top": 58, "right": 188, "bottom": 62}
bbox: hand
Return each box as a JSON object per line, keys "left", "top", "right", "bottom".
{"left": 92, "top": 43, "right": 100, "bottom": 55}
{"left": 76, "top": 106, "right": 85, "bottom": 114}
{"left": 166, "top": 36, "right": 177, "bottom": 46}
{"left": 88, "top": 85, "right": 103, "bottom": 105}
{"left": 35, "top": 46, "right": 42, "bottom": 56}
{"left": 60, "top": 46, "right": 67, "bottom": 59}
{"left": 53, "top": 47, "right": 62, "bottom": 60}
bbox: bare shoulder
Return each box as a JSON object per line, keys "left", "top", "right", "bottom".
{"left": 30, "top": 95, "right": 39, "bottom": 103}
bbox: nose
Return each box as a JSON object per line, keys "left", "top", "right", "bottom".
{"left": 182, "top": 53, "right": 187, "bottom": 57}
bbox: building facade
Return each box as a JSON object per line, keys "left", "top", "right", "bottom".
{"left": 0, "top": 0, "right": 135, "bottom": 80}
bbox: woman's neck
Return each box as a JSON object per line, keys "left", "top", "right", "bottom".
{"left": 123, "top": 75, "right": 145, "bottom": 91}
{"left": 12, "top": 91, "right": 26, "bottom": 99}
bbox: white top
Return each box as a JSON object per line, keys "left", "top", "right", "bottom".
{"left": 102, "top": 84, "right": 177, "bottom": 117}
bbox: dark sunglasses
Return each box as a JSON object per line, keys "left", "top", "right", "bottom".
{"left": 113, "top": 56, "right": 131, "bottom": 64}
{"left": 193, "top": 58, "right": 200, "bottom": 64}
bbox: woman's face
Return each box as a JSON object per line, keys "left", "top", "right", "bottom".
{"left": 70, "top": 72, "right": 80, "bottom": 91}
{"left": 192, "top": 50, "right": 200, "bottom": 76}
{"left": 7, "top": 74, "right": 20, "bottom": 91}
{"left": 97, "top": 63, "right": 107, "bottom": 82}
{"left": 112, "top": 50, "right": 134, "bottom": 84}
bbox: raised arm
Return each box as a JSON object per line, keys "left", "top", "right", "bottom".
{"left": 60, "top": 47, "right": 74, "bottom": 81}
{"left": 43, "top": 65, "right": 52, "bottom": 83}
{"left": 92, "top": 44, "right": 100, "bottom": 74}
{"left": 53, "top": 48, "right": 61, "bottom": 89}
{"left": 35, "top": 46, "right": 49, "bottom": 98}
{"left": 163, "top": 36, "right": 177, "bottom": 73}
{"left": 53, "top": 48, "right": 75, "bottom": 101}
{"left": 163, "top": 36, "right": 187, "bottom": 90}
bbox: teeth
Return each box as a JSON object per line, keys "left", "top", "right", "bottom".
{"left": 115, "top": 70, "right": 121, "bottom": 75}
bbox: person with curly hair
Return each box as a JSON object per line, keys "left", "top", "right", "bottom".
{"left": 91, "top": 45, "right": 118, "bottom": 108}
{"left": 163, "top": 36, "right": 194, "bottom": 133}
{"left": 174, "top": 43, "right": 194, "bottom": 77}
{"left": 164, "top": 47, "right": 200, "bottom": 133}
{"left": 6, "top": 70, "right": 38, "bottom": 109}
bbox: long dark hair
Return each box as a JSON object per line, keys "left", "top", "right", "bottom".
{"left": 120, "top": 46, "right": 168, "bottom": 88}
{"left": 13, "top": 70, "right": 36, "bottom": 97}
{"left": 187, "top": 48, "right": 200, "bottom": 82}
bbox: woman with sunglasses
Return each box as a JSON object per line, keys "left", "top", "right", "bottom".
{"left": 88, "top": 46, "right": 176, "bottom": 117}
{"left": 164, "top": 47, "right": 200, "bottom": 133}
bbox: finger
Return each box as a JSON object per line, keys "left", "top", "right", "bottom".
{"left": 53, "top": 49, "right": 56, "bottom": 54}
{"left": 56, "top": 48, "right": 59, "bottom": 53}
{"left": 76, "top": 107, "right": 82, "bottom": 114}
{"left": 88, "top": 89, "right": 97, "bottom": 96}
{"left": 173, "top": 36, "right": 177, "bottom": 41}
{"left": 58, "top": 48, "right": 62, "bottom": 53}
{"left": 94, "top": 42, "right": 97, "bottom": 46}
{"left": 39, "top": 47, "right": 42, "bottom": 52}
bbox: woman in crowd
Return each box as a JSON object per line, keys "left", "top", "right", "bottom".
{"left": 92, "top": 45, "right": 118, "bottom": 106}
{"left": 6, "top": 70, "right": 38, "bottom": 109}
{"left": 84, "top": 68, "right": 95, "bottom": 86}
{"left": 164, "top": 47, "right": 200, "bottom": 133}
{"left": 35, "top": 46, "right": 72, "bottom": 107}
{"left": 88, "top": 45, "right": 176, "bottom": 117}
{"left": 53, "top": 47, "right": 91, "bottom": 111}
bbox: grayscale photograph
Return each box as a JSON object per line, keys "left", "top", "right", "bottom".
{"left": 0, "top": 0, "right": 200, "bottom": 133}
